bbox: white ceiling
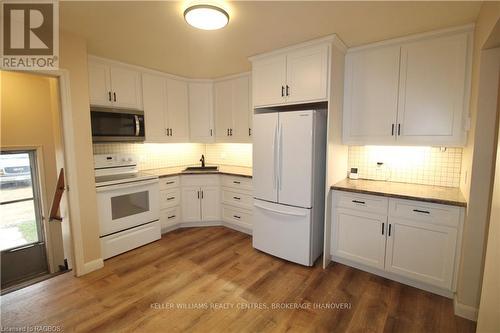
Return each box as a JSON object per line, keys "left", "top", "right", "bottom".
{"left": 60, "top": 1, "right": 481, "bottom": 78}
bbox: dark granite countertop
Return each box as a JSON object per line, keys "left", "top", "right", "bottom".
{"left": 331, "top": 178, "right": 467, "bottom": 207}
{"left": 143, "top": 165, "right": 252, "bottom": 179}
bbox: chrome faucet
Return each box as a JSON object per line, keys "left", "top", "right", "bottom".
{"left": 200, "top": 154, "right": 205, "bottom": 168}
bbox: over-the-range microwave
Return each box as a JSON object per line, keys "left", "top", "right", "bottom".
{"left": 90, "top": 107, "right": 145, "bottom": 142}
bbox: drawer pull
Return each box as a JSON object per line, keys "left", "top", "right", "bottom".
{"left": 166, "top": 181, "right": 175, "bottom": 185}
{"left": 233, "top": 196, "right": 241, "bottom": 200}
{"left": 167, "top": 215, "right": 176, "bottom": 219}
{"left": 167, "top": 197, "right": 175, "bottom": 201}
{"left": 233, "top": 181, "right": 241, "bottom": 184}
{"left": 352, "top": 200, "right": 366, "bottom": 205}
{"left": 413, "top": 209, "right": 430, "bottom": 214}
{"left": 233, "top": 215, "right": 241, "bottom": 219}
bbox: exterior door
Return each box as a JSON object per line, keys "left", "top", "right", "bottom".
{"left": 286, "top": 45, "right": 329, "bottom": 104}
{"left": 385, "top": 217, "right": 457, "bottom": 289}
{"left": 252, "top": 54, "right": 286, "bottom": 107}
{"left": 343, "top": 46, "right": 401, "bottom": 144}
{"left": 278, "top": 110, "right": 313, "bottom": 208}
{"left": 166, "top": 78, "right": 189, "bottom": 141}
{"left": 333, "top": 208, "right": 387, "bottom": 270}
{"left": 0, "top": 150, "right": 48, "bottom": 288}
{"left": 252, "top": 113, "right": 279, "bottom": 203}
{"left": 200, "top": 186, "right": 220, "bottom": 221}
{"left": 181, "top": 186, "right": 201, "bottom": 222}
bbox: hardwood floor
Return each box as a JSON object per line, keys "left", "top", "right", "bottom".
{"left": 1, "top": 227, "right": 475, "bottom": 332}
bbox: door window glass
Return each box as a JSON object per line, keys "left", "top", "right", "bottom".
{"left": 0, "top": 151, "right": 43, "bottom": 251}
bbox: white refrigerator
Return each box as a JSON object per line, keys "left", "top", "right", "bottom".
{"left": 252, "top": 109, "right": 326, "bottom": 266}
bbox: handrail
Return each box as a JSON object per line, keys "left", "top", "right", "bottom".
{"left": 49, "top": 168, "right": 65, "bottom": 222}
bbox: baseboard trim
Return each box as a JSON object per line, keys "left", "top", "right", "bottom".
{"left": 454, "top": 297, "right": 478, "bottom": 321}
{"left": 79, "top": 258, "right": 104, "bottom": 276}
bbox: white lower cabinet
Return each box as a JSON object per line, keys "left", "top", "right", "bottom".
{"left": 331, "top": 190, "right": 464, "bottom": 296}
{"left": 334, "top": 208, "right": 387, "bottom": 270}
{"left": 158, "top": 174, "right": 252, "bottom": 232}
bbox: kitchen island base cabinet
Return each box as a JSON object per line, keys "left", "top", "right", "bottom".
{"left": 330, "top": 190, "right": 464, "bottom": 298}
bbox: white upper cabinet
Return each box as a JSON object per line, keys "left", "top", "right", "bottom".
{"left": 343, "top": 46, "right": 401, "bottom": 144}
{"left": 343, "top": 27, "right": 472, "bottom": 147}
{"left": 88, "top": 61, "right": 112, "bottom": 107}
{"left": 397, "top": 33, "right": 469, "bottom": 145}
{"left": 252, "top": 54, "right": 287, "bottom": 107}
{"left": 189, "top": 82, "right": 214, "bottom": 143}
{"left": 142, "top": 73, "right": 167, "bottom": 142}
{"left": 88, "top": 57, "right": 142, "bottom": 110}
{"left": 251, "top": 43, "right": 329, "bottom": 108}
{"left": 214, "top": 74, "right": 251, "bottom": 142}
{"left": 166, "top": 78, "right": 190, "bottom": 141}
{"left": 286, "top": 44, "right": 329, "bottom": 104}
{"left": 142, "top": 73, "right": 190, "bottom": 143}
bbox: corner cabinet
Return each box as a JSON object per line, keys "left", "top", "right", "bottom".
{"left": 88, "top": 57, "right": 142, "bottom": 110}
{"left": 189, "top": 82, "right": 215, "bottom": 143}
{"left": 330, "top": 190, "right": 464, "bottom": 297}
{"left": 343, "top": 27, "right": 472, "bottom": 147}
{"left": 142, "top": 73, "right": 189, "bottom": 143}
{"left": 214, "top": 74, "right": 252, "bottom": 142}
{"left": 250, "top": 43, "right": 329, "bottom": 108}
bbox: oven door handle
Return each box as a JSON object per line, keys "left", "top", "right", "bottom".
{"left": 134, "top": 115, "right": 140, "bottom": 136}
{"left": 96, "top": 178, "right": 158, "bottom": 192}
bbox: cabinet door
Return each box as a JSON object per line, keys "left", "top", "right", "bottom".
{"left": 188, "top": 82, "right": 214, "bottom": 143}
{"left": 232, "top": 75, "right": 251, "bottom": 142}
{"left": 142, "top": 73, "right": 167, "bottom": 142}
{"left": 286, "top": 44, "right": 329, "bottom": 104}
{"left": 181, "top": 186, "right": 201, "bottom": 222}
{"left": 332, "top": 208, "right": 387, "bottom": 270}
{"left": 166, "top": 78, "right": 189, "bottom": 142}
{"left": 88, "top": 60, "right": 112, "bottom": 107}
{"left": 343, "top": 46, "right": 401, "bottom": 144}
{"left": 385, "top": 217, "right": 457, "bottom": 289}
{"left": 397, "top": 33, "right": 469, "bottom": 146}
{"left": 214, "top": 80, "right": 233, "bottom": 141}
{"left": 200, "top": 186, "right": 220, "bottom": 221}
{"left": 110, "top": 66, "right": 142, "bottom": 109}
{"left": 252, "top": 54, "right": 286, "bottom": 107}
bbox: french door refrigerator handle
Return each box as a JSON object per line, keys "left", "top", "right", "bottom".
{"left": 273, "top": 122, "right": 278, "bottom": 189}
{"left": 254, "top": 203, "right": 307, "bottom": 217}
{"left": 278, "top": 123, "right": 283, "bottom": 190}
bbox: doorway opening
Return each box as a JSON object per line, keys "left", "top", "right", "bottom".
{"left": 0, "top": 71, "right": 72, "bottom": 293}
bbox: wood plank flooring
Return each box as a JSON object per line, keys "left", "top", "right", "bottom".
{"left": 1, "top": 227, "right": 476, "bottom": 332}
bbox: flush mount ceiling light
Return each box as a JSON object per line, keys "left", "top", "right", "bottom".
{"left": 184, "top": 4, "right": 229, "bottom": 30}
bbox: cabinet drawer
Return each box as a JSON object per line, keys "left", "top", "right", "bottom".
{"left": 181, "top": 175, "right": 220, "bottom": 186}
{"left": 160, "top": 188, "right": 180, "bottom": 209}
{"left": 389, "top": 199, "right": 461, "bottom": 228}
{"left": 222, "top": 188, "right": 253, "bottom": 210}
{"left": 222, "top": 205, "right": 252, "bottom": 229}
{"left": 160, "top": 206, "right": 181, "bottom": 230}
{"left": 159, "top": 176, "right": 180, "bottom": 190}
{"left": 222, "top": 175, "right": 252, "bottom": 191}
{"left": 334, "top": 191, "right": 388, "bottom": 215}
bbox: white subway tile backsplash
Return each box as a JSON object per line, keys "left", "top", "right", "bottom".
{"left": 348, "top": 146, "right": 462, "bottom": 187}
{"left": 92, "top": 142, "right": 253, "bottom": 170}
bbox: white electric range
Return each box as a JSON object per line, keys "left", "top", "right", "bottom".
{"left": 94, "top": 154, "right": 160, "bottom": 259}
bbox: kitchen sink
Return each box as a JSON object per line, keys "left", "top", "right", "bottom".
{"left": 183, "top": 166, "right": 219, "bottom": 172}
